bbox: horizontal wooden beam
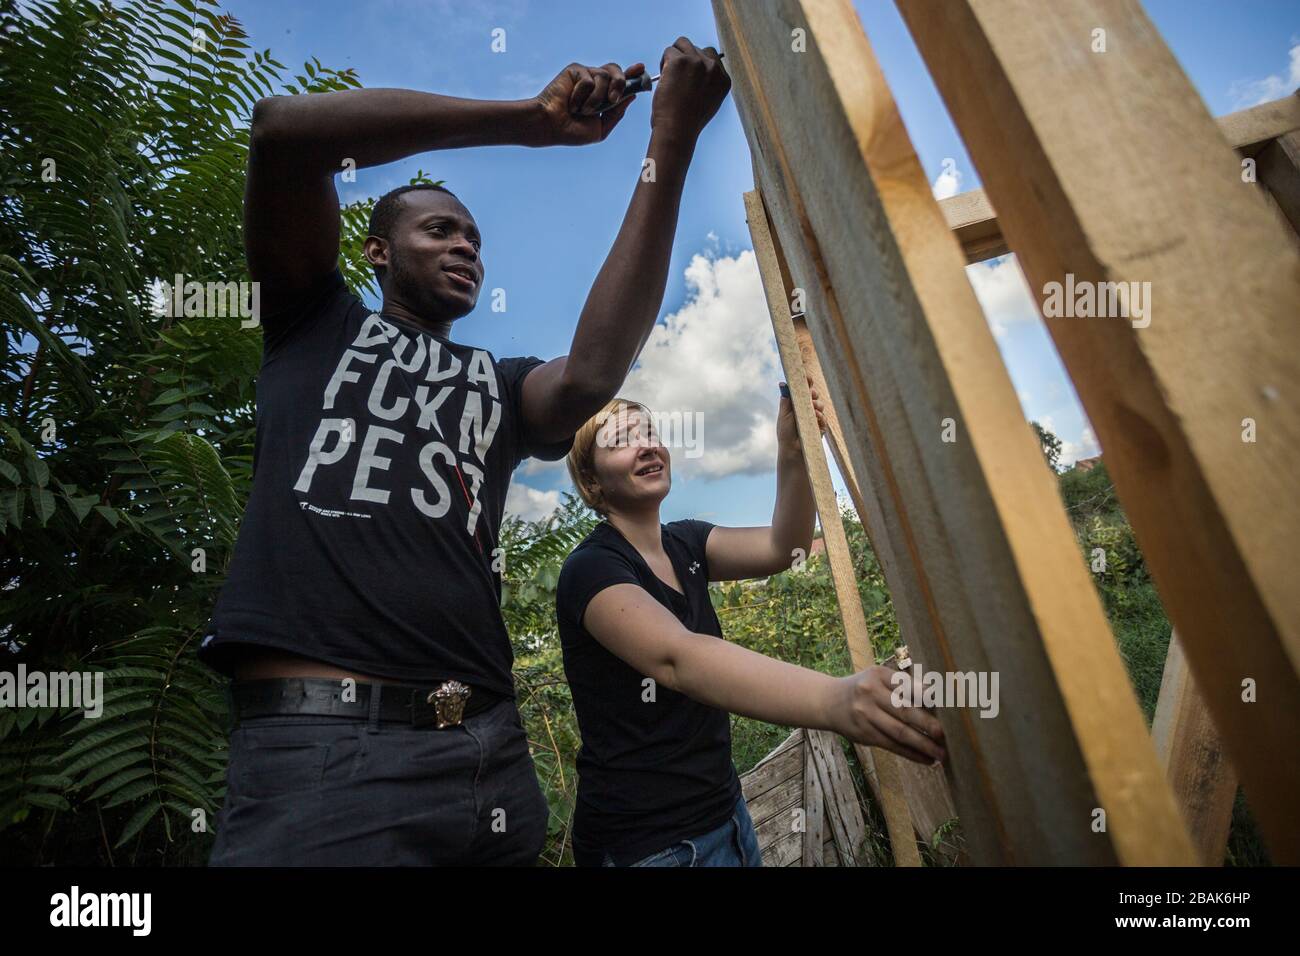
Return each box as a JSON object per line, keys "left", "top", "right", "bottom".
{"left": 941, "top": 93, "right": 1300, "bottom": 263}
{"left": 940, "top": 189, "right": 1007, "bottom": 264}
{"left": 1220, "top": 94, "right": 1300, "bottom": 158}
{"left": 1256, "top": 130, "right": 1300, "bottom": 241}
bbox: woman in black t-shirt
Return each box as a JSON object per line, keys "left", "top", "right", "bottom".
{"left": 555, "top": 387, "right": 947, "bottom": 867}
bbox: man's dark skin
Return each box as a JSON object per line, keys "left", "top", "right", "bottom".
{"left": 235, "top": 39, "right": 730, "bottom": 684}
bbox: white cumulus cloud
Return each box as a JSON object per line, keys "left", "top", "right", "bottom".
{"left": 931, "top": 161, "right": 963, "bottom": 200}
{"left": 1061, "top": 425, "right": 1101, "bottom": 468}
{"left": 965, "top": 255, "right": 1040, "bottom": 339}
{"left": 622, "top": 251, "right": 784, "bottom": 480}
{"left": 504, "top": 482, "right": 560, "bottom": 522}
{"left": 1229, "top": 41, "right": 1300, "bottom": 108}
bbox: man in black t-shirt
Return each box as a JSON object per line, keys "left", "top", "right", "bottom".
{"left": 202, "top": 41, "right": 730, "bottom": 866}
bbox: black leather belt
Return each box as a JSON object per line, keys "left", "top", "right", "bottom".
{"left": 229, "top": 677, "right": 503, "bottom": 729}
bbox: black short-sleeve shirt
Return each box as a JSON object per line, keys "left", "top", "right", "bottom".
{"left": 556, "top": 518, "right": 741, "bottom": 866}
{"left": 198, "top": 268, "right": 573, "bottom": 696}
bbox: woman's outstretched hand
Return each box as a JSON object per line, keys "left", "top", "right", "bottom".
{"left": 776, "top": 372, "right": 827, "bottom": 459}
{"left": 828, "top": 665, "right": 948, "bottom": 765}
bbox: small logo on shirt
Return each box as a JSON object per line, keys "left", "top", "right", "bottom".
{"left": 688, "top": 561, "right": 700, "bottom": 575}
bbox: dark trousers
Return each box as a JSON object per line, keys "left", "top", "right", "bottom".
{"left": 208, "top": 694, "right": 549, "bottom": 866}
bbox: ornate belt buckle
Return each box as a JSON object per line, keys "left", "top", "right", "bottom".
{"left": 426, "top": 680, "right": 472, "bottom": 729}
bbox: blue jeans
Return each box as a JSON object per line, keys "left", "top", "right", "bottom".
{"left": 601, "top": 794, "right": 763, "bottom": 867}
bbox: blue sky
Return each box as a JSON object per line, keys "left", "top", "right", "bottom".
{"left": 219, "top": 0, "right": 1300, "bottom": 526}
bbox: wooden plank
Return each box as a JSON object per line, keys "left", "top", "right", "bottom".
{"left": 785, "top": 311, "right": 965, "bottom": 861}
{"left": 822, "top": 833, "right": 840, "bottom": 866}
{"left": 738, "top": 10, "right": 1027, "bottom": 862}
{"left": 780, "top": 239, "right": 955, "bottom": 866}
{"left": 1152, "top": 631, "right": 1238, "bottom": 866}
{"left": 855, "top": 741, "right": 924, "bottom": 866}
{"left": 802, "top": 729, "right": 826, "bottom": 865}
{"left": 740, "top": 737, "right": 804, "bottom": 803}
{"left": 749, "top": 727, "right": 803, "bottom": 770}
{"left": 874, "top": 650, "right": 965, "bottom": 863}
{"left": 744, "top": 187, "right": 921, "bottom": 866}
{"left": 940, "top": 94, "right": 1300, "bottom": 264}
{"left": 806, "top": 729, "right": 854, "bottom": 865}
{"left": 808, "top": 729, "right": 870, "bottom": 866}
{"left": 940, "top": 189, "right": 1007, "bottom": 264}
{"left": 1218, "top": 93, "right": 1300, "bottom": 158}
{"left": 898, "top": 0, "right": 1300, "bottom": 862}
{"left": 714, "top": 0, "right": 1195, "bottom": 865}
{"left": 740, "top": 728, "right": 816, "bottom": 865}
{"left": 746, "top": 773, "right": 805, "bottom": 830}
{"left": 781, "top": 229, "right": 916, "bottom": 673}
{"left": 895, "top": 758, "right": 963, "bottom": 864}
{"left": 1256, "top": 130, "right": 1300, "bottom": 241}
{"left": 752, "top": 790, "right": 805, "bottom": 848}
{"left": 766, "top": 829, "right": 803, "bottom": 867}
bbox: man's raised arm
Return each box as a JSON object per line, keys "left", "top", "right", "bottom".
{"left": 245, "top": 65, "right": 643, "bottom": 310}
{"left": 521, "top": 38, "right": 731, "bottom": 445}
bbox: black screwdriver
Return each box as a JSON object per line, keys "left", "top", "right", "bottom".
{"left": 597, "top": 52, "right": 724, "bottom": 112}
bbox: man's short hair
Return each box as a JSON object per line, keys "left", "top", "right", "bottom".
{"left": 368, "top": 183, "right": 460, "bottom": 284}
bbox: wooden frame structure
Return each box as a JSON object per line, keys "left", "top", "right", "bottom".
{"left": 740, "top": 728, "right": 872, "bottom": 866}
{"left": 940, "top": 96, "right": 1300, "bottom": 265}
{"left": 718, "top": 0, "right": 1299, "bottom": 865}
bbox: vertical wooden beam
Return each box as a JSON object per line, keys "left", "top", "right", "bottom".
{"left": 787, "top": 308, "right": 965, "bottom": 861}
{"left": 808, "top": 728, "right": 869, "bottom": 866}
{"left": 897, "top": 0, "right": 1300, "bottom": 861}
{"left": 744, "top": 188, "right": 921, "bottom": 867}
{"left": 1152, "top": 632, "right": 1239, "bottom": 866}
{"left": 715, "top": 0, "right": 1195, "bottom": 864}
{"left": 801, "top": 728, "right": 825, "bottom": 866}
{"left": 893, "top": 754, "right": 963, "bottom": 863}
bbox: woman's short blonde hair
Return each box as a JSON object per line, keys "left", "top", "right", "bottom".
{"left": 566, "top": 397, "right": 653, "bottom": 516}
